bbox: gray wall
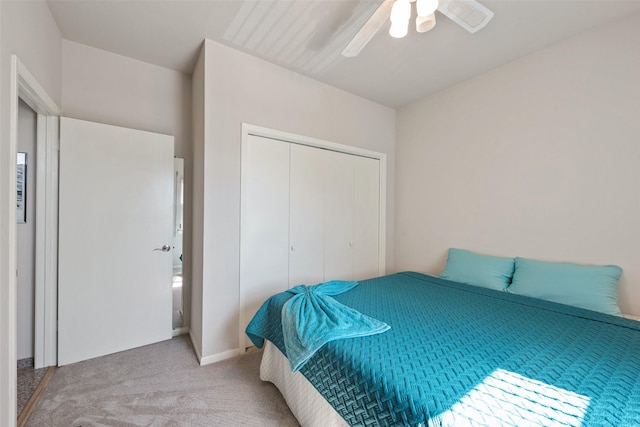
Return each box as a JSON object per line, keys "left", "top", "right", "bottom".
{"left": 395, "top": 12, "right": 640, "bottom": 316}
{"left": 191, "top": 39, "right": 396, "bottom": 361}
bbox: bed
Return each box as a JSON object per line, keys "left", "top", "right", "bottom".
{"left": 247, "top": 271, "right": 640, "bottom": 426}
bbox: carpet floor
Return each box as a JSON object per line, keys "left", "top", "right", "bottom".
{"left": 17, "top": 364, "right": 48, "bottom": 417}
{"left": 26, "top": 335, "right": 300, "bottom": 426}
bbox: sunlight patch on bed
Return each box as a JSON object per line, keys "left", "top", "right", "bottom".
{"left": 439, "top": 369, "right": 590, "bottom": 426}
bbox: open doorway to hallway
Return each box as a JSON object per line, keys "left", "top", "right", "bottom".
{"left": 173, "top": 158, "right": 185, "bottom": 332}
{"left": 15, "top": 98, "right": 46, "bottom": 419}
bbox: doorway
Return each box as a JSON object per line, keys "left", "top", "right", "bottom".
{"left": 173, "top": 158, "right": 185, "bottom": 332}
{"left": 3, "top": 55, "right": 61, "bottom": 427}
{"left": 15, "top": 98, "right": 47, "bottom": 419}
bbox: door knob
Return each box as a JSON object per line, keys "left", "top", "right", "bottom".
{"left": 154, "top": 244, "right": 172, "bottom": 252}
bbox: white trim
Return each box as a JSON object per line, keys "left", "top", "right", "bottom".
{"left": 377, "top": 154, "right": 387, "bottom": 277}
{"left": 200, "top": 348, "right": 242, "bottom": 366}
{"left": 3, "top": 56, "right": 61, "bottom": 427}
{"left": 15, "top": 57, "right": 61, "bottom": 370}
{"left": 42, "top": 116, "right": 59, "bottom": 367}
{"left": 242, "top": 123, "right": 384, "bottom": 160}
{"left": 34, "top": 114, "right": 47, "bottom": 368}
{"left": 0, "top": 6, "right": 5, "bottom": 423}
{"left": 2, "top": 52, "right": 21, "bottom": 427}
{"left": 238, "top": 129, "right": 251, "bottom": 353}
{"left": 238, "top": 123, "right": 387, "bottom": 351}
{"left": 0, "top": 55, "right": 60, "bottom": 426}
{"left": 16, "top": 59, "right": 60, "bottom": 116}
{"left": 189, "top": 328, "right": 240, "bottom": 365}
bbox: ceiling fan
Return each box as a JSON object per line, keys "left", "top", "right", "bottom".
{"left": 342, "top": 0, "right": 494, "bottom": 57}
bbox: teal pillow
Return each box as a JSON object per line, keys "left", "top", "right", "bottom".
{"left": 440, "top": 248, "right": 515, "bottom": 291}
{"left": 508, "top": 257, "right": 622, "bottom": 316}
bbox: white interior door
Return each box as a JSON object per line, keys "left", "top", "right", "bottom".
{"left": 58, "top": 117, "right": 174, "bottom": 366}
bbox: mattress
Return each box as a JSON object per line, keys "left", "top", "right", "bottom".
{"left": 249, "top": 272, "right": 640, "bottom": 426}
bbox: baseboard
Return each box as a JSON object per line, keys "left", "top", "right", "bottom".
{"left": 187, "top": 330, "right": 241, "bottom": 366}
{"left": 199, "top": 348, "right": 241, "bottom": 366}
{"left": 172, "top": 326, "right": 189, "bottom": 337}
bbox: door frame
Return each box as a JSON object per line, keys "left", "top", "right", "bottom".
{"left": 2, "top": 55, "right": 60, "bottom": 424}
{"left": 14, "top": 56, "right": 61, "bottom": 369}
{"left": 238, "top": 123, "right": 387, "bottom": 351}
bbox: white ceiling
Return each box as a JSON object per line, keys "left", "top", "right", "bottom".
{"left": 46, "top": 0, "right": 640, "bottom": 108}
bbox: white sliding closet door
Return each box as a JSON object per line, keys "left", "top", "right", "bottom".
{"left": 239, "top": 127, "right": 385, "bottom": 350}
{"left": 354, "top": 156, "right": 380, "bottom": 279}
{"left": 240, "top": 135, "right": 290, "bottom": 345}
{"left": 324, "top": 150, "right": 355, "bottom": 282}
{"left": 289, "top": 144, "right": 325, "bottom": 287}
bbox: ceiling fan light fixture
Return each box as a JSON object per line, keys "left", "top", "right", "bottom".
{"left": 416, "top": 13, "right": 436, "bottom": 33}
{"left": 389, "top": 0, "right": 411, "bottom": 38}
{"left": 389, "top": 19, "right": 409, "bottom": 38}
{"left": 390, "top": 0, "right": 411, "bottom": 22}
{"left": 417, "top": 0, "right": 439, "bottom": 17}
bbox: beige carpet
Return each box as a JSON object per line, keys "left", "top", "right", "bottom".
{"left": 26, "top": 335, "right": 300, "bottom": 426}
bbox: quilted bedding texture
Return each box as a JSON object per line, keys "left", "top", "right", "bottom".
{"left": 246, "top": 272, "right": 640, "bottom": 426}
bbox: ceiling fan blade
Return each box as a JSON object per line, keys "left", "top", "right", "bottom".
{"left": 342, "top": 0, "right": 394, "bottom": 58}
{"left": 437, "top": 0, "right": 494, "bottom": 33}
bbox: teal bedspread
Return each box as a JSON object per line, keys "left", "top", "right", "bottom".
{"left": 248, "top": 280, "right": 390, "bottom": 371}
{"left": 245, "top": 272, "right": 640, "bottom": 426}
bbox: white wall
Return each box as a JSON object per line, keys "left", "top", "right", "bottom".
{"left": 396, "top": 12, "right": 640, "bottom": 316}
{"left": 0, "top": 1, "right": 61, "bottom": 424}
{"left": 61, "top": 40, "right": 193, "bottom": 327}
{"left": 17, "top": 99, "right": 37, "bottom": 360}
{"left": 192, "top": 39, "right": 396, "bottom": 361}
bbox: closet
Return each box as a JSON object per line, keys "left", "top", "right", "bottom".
{"left": 240, "top": 132, "right": 384, "bottom": 348}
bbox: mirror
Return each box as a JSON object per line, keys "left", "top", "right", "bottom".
{"left": 173, "top": 158, "right": 184, "bottom": 330}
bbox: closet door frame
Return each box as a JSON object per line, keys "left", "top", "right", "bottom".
{"left": 239, "top": 123, "right": 387, "bottom": 351}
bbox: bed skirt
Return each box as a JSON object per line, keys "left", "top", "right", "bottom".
{"left": 260, "top": 340, "right": 348, "bottom": 427}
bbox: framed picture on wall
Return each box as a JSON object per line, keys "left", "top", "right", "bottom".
{"left": 16, "top": 152, "right": 27, "bottom": 224}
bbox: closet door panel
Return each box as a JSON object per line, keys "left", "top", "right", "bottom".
{"left": 324, "top": 151, "right": 355, "bottom": 281}
{"left": 353, "top": 156, "right": 380, "bottom": 280}
{"left": 289, "top": 144, "right": 325, "bottom": 287}
{"left": 240, "top": 135, "right": 290, "bottom": 344}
